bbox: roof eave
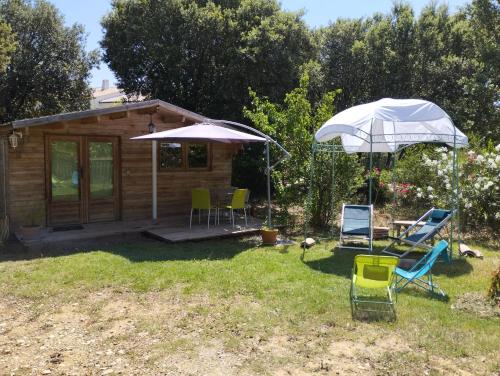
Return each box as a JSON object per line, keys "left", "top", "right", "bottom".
{"left": 1, "top": 99, "right": 207, "bottom": 130}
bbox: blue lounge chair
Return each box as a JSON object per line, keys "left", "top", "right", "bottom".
{"left": 394, "top": 240, "right": 449, "bottom": 296}
{"left": 339, "top": 204, "right": 373, "bottom": 252}
{"left": 382, "top": 208, "right": 454, "bottom": 258}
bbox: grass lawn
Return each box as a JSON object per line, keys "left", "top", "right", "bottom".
{"left": 0, "top": 236, "right": 498, "bottom": 375}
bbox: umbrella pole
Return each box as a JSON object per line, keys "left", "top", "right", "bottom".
{"left": 329, "top": 150, "right": 336, "bottom": 238}
{"left": 369, "top": 119, "right": 373, "bottom": 206}
{"left": 152, "top": 140, "right": 158, "bottom": 223}
{"left": 451, "top": 123, "right": 459, "bottom": 260}
{"left": 266, "top": 140, "right": 272, "bottom": 228}
{"left": 304, "top": 141, "right": 316, "bottom": 242}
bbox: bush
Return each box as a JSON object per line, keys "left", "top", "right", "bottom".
{"left": 244, "top": 70, "right": 363, "bottom": 228}
{"left": 307, "top": 144, "right": 364, "bottom": 228}
{"left": 487, "top": 266, "right": 500, "bottom": 303}
{"left": 392, "top": 141, "right": 499, "bottom": 231}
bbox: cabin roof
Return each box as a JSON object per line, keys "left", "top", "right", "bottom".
{"left": 1, "top": 99, "right": 207, "bottom": 130}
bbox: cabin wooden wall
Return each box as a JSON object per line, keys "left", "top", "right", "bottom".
{"left": 0, "top": 139, "right": 7, "bottom": 217}
{"left": 6, "top": 110, "right": 234, "bottom": 230}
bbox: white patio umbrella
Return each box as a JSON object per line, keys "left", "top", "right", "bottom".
{"left": 132, "top": 121, "right": 289, "bottom": 227}
{"left": 132, "top": 122, "right": 266, "bottom": 143}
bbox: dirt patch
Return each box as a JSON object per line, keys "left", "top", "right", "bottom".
{"left": 452, "top": 292, "right": 500, "bottom": 319}
{"left": 0, "top": 290, "right": 495, "bottom": 375}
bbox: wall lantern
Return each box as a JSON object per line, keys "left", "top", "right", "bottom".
{"left": 8, "top": 131, "right": 23, "bottom": 149}
{"left": 148, "top": 114, "right": 156, "bottom": 134}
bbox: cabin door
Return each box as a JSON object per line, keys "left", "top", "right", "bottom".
{"left": 46, "top": 135, "right": 120, "bottom": 226}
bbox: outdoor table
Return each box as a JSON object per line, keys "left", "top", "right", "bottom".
{"left": 392, "top": 220, "right": 427, "bottom": 237}
{"left": 211, "top": 188, "right": 234, "bottom": 205}
{"left": 211, "top": 188, "right": 234, "bottom": 224}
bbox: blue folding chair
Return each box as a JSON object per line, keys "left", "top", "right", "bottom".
{"left": 339, "top": 204, "right": 373, "bottom": 252}
{"left": 382, "top": 208, "right": 454, "bottom": 258}
{"left": 394, "top": 240, "right": 449, "bottom": 297}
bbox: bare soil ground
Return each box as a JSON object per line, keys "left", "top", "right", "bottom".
{"left": 0, "top": 289, "right": 493, "bottom": 376}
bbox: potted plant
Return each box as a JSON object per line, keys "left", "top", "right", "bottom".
{"left": 261, "top": 220, "right": 279, "bottom": 245}
{"left": 19, "top": 204, "right": 44, "bottom": 240}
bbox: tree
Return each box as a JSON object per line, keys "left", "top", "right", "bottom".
{"left": 318, "top": 1, "right": 499, "bottom": 140}
{"left": 318, "top": 18, "right": 369, "bottom": 111}
{"left": 243, "top": 68, "right": 363, "bottom": 227}
{"left": 0, "top": 0, "right": 98, "bottom": 123}
{"left": 0, "top": 18, "right": 15, "bottom": 73}
{"left": 459, "top": 0, "right": 500, "bottom": 141}
{"left": 101, "top": 0, "right": 315, "bottom": 120}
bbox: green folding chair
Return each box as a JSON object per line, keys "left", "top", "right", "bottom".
{"left": 190, "top": 188, "right": 216, "bottom": 229}
{"left": 350, "top": 255, "right": 399, "bottom": 318}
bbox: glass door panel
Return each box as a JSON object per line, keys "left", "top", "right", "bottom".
{"left": 47, "top": 136, "right": 82, "bottom": 226}
{"left": 86, "top": 137, "right": 119, "bottom": 223}
{"left": 89, "top": 141, "right": 114, "bottom": 199}
{"left": 50, "top": 140, "right": 79, "bottom": 201}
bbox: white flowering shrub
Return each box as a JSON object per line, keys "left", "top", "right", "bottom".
{"left": 414, "top": 144, "right": 500, "bottom": 228}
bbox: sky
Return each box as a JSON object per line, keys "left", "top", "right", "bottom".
{"left": 50, "top": 0, "right": 470, "bottom": 88}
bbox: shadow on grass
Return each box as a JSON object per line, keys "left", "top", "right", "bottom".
{"left": 302, "top": 243, "right": 473, "bottom": 280}
{"left": 397, "top": 287, "right": 450, "bottom": 302}
{"left": 0, "top": 234, "right": 255, "bottom": 263}
{"left": 110, "top": 237, "right": 254, "bottom": 262}
{"left": 302, "top": 247, "right": 361, "bottom": 279}
{"left": 352, "top": 297, "right": 397, "bottom": 322}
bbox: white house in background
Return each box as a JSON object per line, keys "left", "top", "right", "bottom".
{"left": 91, "top": 79, "right": 144, "bottom": 109}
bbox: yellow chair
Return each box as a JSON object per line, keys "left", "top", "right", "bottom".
{"left": 190, "top": 188, "right": 215, "bottom": 229}
{"left": 226, "top": 189, "right": 248, "bottom": 227}
{"left": 350, "top": 255, "right": 399, "bottom": 319}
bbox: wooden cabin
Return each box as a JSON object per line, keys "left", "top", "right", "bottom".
{"left": 0, "top": 100, "right": 238, "bottom": 233}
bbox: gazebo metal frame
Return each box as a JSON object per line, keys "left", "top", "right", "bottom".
{"left": 304, "top": 121, "right": 466, "bottom": 258}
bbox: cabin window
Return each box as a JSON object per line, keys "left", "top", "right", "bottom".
{"left": 187, "top": 143, "right": 208, "bottom": 168}
{"left": 159, "top": 142, "right": 183, "bottom": 169}
{"left": 158, "top": 142, "right": 211, "bottom": 171}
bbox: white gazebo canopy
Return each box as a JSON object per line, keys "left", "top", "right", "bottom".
{"left": 132, "top": 122, "right": 266, "bottom": 143}
{"left": 315, "top": 98, "right": 468, "bottom": 153}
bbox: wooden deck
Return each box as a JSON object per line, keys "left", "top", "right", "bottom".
{"left": 144, "top": 219, "right": 262, "bottom": 243}
{"left": 15, "top": 215, "right": 262, "bottom": 249}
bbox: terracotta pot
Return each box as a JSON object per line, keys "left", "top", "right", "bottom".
{"left": 261, "top": 228, "right": 278, "bottom": 245}
{"left": 18, "top": 225, "right": 42, "bottom": 240}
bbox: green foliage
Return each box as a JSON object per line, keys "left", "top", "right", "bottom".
{"left": 487, "top": 266, "right": 500, "bottom": 302}
{"left": 308, "top": 146, "right": 364, "bottom": 228}
{"left": 101, "top": 0, "right": 497, "bottom": 139}
{"left": 0, "top": 17, "right": 15, "bottom": 73}
{"left": 318, "top": 0, "right": 500, "bottom": 140}
{"left": 0, "top": 0, "right": 98, "bottom": 123}
{"left": 101, "top": 0, "right": 314, "bottom": 120}
{"left": 391, "top": 142, "right": 500, "bottom": 231}
{"left": 488, "top": 266, "right": 500, "bottom": 304}
{"left": 243, "top": 69, "right": 363, "bottom": 227}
